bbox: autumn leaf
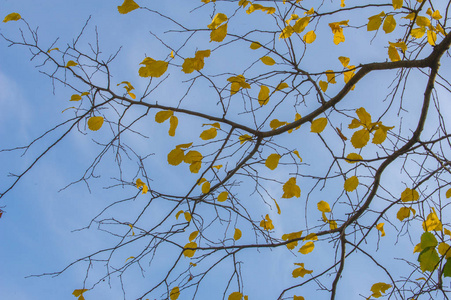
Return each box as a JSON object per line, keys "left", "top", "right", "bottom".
{"left": 282, "top": 177, "right": 301, "bottom": 198}
{"left": 208, "top": 13, "right": 227, "bottom": 30}
{"left": 260, "top": 56, "right": 276, "bottom": 66}
{"left": 396, "top": 207, "right": 415, "bottom": 221}
{"left": 169, "top": 115, "right": 178, "bottom": 136}
{"left": 345, "top": 153, "right": 363, "bottom": 164}
{"left": 319, "top": 81, "right": 328, "bottom": 92}
{"left": 200, "top": 127, "right": 217, "bottom": 140}
{"left": 184, "top": 211, "right": 192, "bottom": 222}
{"left": 370, "top": 282, "right": 392, "bottom": 298}
{"left": 329, "top": 20, "right": 348, "bottom": 45}
{"left": 170, "top": 287, "right": 180, "bottom": 300}
{"left": 351, "top": 128, "right": 370, "bottom": 148}
{"left": 228, "top": 75, "right": 250, "bottom": 95}
{"left": 183, "top": 242, "right": 197, "bottom": 258}
{"left": 87, "top": 116, "right": 104, "bottom": 131}
{"left": 155, "top": 110, "right": 173, "bottom": 123}
{"left": 201, "top": 181, "right": 210, "bottom": 194}
{"left": 218, "top": 191, "right": 228, "bottom": 202}
{"left": 139, "top": 57, "right": 169, "bottom": 77}
{"left": 376, "top": 223, "right": 386, "bottom": 237}
{"left": 70, "top": 94, "right": 82, "bottom": 101}
{"left": 228, "top": 292, "right": 243, "bottom": 300}
{"left": 299, "top": 241, "right": 314, "bottom": 254}
{"left": 72, "top": 289, "right": 88, "bottom": 297}
{"left": 234, "top": 228, "right": 242, "bottom": 240}
{"left": 292, "top": 263, "right": 313, "bottom": 278}
{"left": 3, "top": 13, "right": 21, "bottom": 23}
{"left": 210, "top": 23, "right": 228, "bottom": 42}
{"left": 66, "top": 60, "right": 78, "bottom": 68}
{"left": 168, "top": 148, "right": 185, "bottom": 166}
{"left": 270, "top": 119, "right": 288, "bottom": 130}
{"left": 260, "top": 214, "right": 274, "bottom": 230}
{"left": 303, "top": 30, "right": 316, "bottom": 43}
{"left": 392, "top": 0, "right": 402, "bottom": 9}
{"left": 344, "top": 176, "right": 359, "bottom": 192}
{"left": 367, "top": 12, "right": 385, "bottom": 31}
{"left": 250, "top": 41, "right": 262, "bottom": 49}
{"left": 189, "top": 231, "right": 198, "bottom": 242}
{"left": 239, "top": 134, "right": 252, "bottom": 144}
{"left": 311, "top": 118, "right": 327, "bottom": 133}
{"left": 382, "top": 15, "right": 396, "bottom": 33}
{"left": 136, "top": 178, "right": 148, "bottom": 194}
{"left": 317, "top": 201, "right": 331, "bottom": 213}
{"left": 400, "top": 188, "right": 419, "bottom": 202}
{"left": 265, "top": 153, "right": 281, "bottom": 170}
{"left": 422, "top": 208, "right": 442, "bottom": 231}
{"left": 118, "top": 0, "right": 139, "bottom": 14}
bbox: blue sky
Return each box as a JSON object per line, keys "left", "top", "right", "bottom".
{"left": 1, "top": 1, "right": 451, "bottom": 300}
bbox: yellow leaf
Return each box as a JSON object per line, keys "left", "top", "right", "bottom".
{"left": 356, "top": 107, "right": 372, "bottom": 126}
{"left": 72, "top": 289, "right": 88, "bottom": 297}
{"left": 208, "top": 13, "right": 227, "bottom": 30}
{"left": 279, "top": 25, "right": 295, "bottom": 39}
{"left": 396, "top": 207, "right": 415, "bottom": 221}
{"left": 270, "top": 119, "right": 288, "bottom": 130}
{"left": 228, "top": 292, "right": 243, "bottom": 300}
{"left": 431, "top": 10, "right": 442, "bottom": 20}
{"left": 139, "top": 58, "right": 168, "bottom": 77}
{"left": 218, "top": 191, "right": 228, "bottom": 202}
{"left": 265, "top": 153, "right": 281, "bottom": 170}
{"left": 202, "top": 181, "right": 210, "bottom": 194}
{"left": 438, "top": 242, "right": 451, "bottom": 258}
{"left": 170, "top": 286, "right": 180, "bottom": 300}
{"left": 170, "top": 50, "right": 174, "bottom": 58}
{"left": 47, "top": 47, "right": 59, "bottom": 53}
{"left": 411, "top": 27, "right": 426, "bottom": 38}
{"left": 376, "top": 223, "right": 386, "bottom": 237}
{"left": 416, "top": 16, "right": 430, "bottom": 27}
{"left": 189, "top": 231, "right": 198, "bottom": 242}
{"left": 184, "top": 211, "right": 192, "bottom": 222}
{"left": 292, "top": 263, "right": 313, "bottom": 278}
{"left": 305, "top": 8, "right": 314, "bottom": 15}
{"left": 260, "top": 214, "right": 274, "bottom": 230}
{"left": 329, "top": 220, "right": 338, "bottom": 230}
{"left": 317, "top": 201, "right": 331, "bottom": 213}
{"left": 303, "top": 30, "right": 316, "bottom": 43}
{"left": 351, "top": 128, "right": 370, "bottom": 148}
{"left": 319, "top": 80, "right": 328, "bottom": 92}
{"left": 311, "top": 118, "right": 327, "bottom": 133}
{"left": 382, "top": 15, "right": 396, "bottom": 33}
{"left": 299, "top": 241, "right": 315, "bottom": 254}
{"left": 87, "top": 116, "right": 104, "bottom": 131}
{"left": 372, "top": 124, "right": 394, "bottom": 144}
{"left": 388, "top": 45, "right": 400, "bottom": 62}
{"left": 155, "top": 110, "right": 173, "bottom": 123}
{"left": 183, "top": 242, "right": 197, "bottom": 258}
{"left": 175, "top": 210, "right": 184, "bottom": 220}
{"left": 282, "top": 177, "right": 301, "bottom": 198}
{"left": 340, "top": 0, "right": 345, "bottom": 7}
{"left": 168, "top": 148, "right": 185, "bottom": 166}
{"left": 182, "top": 50, "right": 211, "bottom": 74}
{"left": 258, "top": 85, "right": 270, "bottom": 106}
{"left": 422, "top": 207, "right": 442, "bottom": 231}
{"left": 70, "top": 94, "right": 82, "bottom": 101}
{"left": 282, "top": 231, "right": 302, "bottom": 249}
{"left": 344, "top": 176, "right": 359, "bottom": 192}
{"left": 345, "top": 153, "right": 362, "bottom": 163}
{"left": 239, "top": 134, "right": 252, "bottom": 144}
{"left": 176, "top": 142, "right": 193, "bottom": 148}
{"left": 401, "top": 188, "right": 419, "bottom": 202}
{"left": 66, "top": 60, "right": 78, "bottom": 68}
{"left": 246, "top": 4, "right": 275, "bottom": 15}
{"left": 136, "top": 178, "right": 148, "bottom": 194}
{"left": 367, "top": 12, "right": 384, "bottom": 31}
{"left": 228, "top": 75, "right": 250, "bottom": 95}
{"left": 293, "top": 150, "right": 302, "bottom": 162}
{"left": 117, "top": 0, "right": 139, "bottom": 14}
{"left": 200, "top": 127, "right": 217, "bottom": 140}
{"left": 210, "top": 23, "right": 228, "bottom": 42}
{"left": 184, "top": 150, "right": 202, "bottom": 164}
{"left": 169, "top": 116, "right": 178, "bottom": 137}
{"left": 3, "top": 12, "right": 21, "bottom": 23}
{"left": 338, "top": 56, "right": 350, "bottom": 67}
{"left": 446, "top": 188, "right": 451, "bottom": 198}
{"left": 294, "top": 296, "right": 305, "bottom": 300}
{"left": 427, "top": 30, "right": 437, "bottom": 46}
{"left": 370, "top": 282, "right": 392, "bottom": 298}
{"left": 293, "top": 16, "right": 310, "bottom": 33}
{"left": 392, "top": 0, "right": 402, "bottom": 9}
{"left": 275, "top": 82, "right": 289, "bottom": 91}
{"left": 213, "top": 165, "right": 222, "bottom": 171}
{"left": 303, "top": 233, "right": 318, "bottom": 241}
{"left": 329, "top": 21, "right": 349, "bottom": 45}
{"left": 273, "top": 198, "right": 281, "bottom": 214}
{"left": 250, "top": 42, "right": 262, "bottom": 49}
{"left": 234, "top": 228, "right": 242, "bottom": 240}
{"left": 325, "top": 70, "right": 336, "bottom": 84}
{"left": 403, "top": 12, "right": 415, "bottom": 20}
{"left": 125, "top": 256, "right": 135, "bottom": 262}
{"left": 260, "top": 56, "right": 276, "bottom": 66}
